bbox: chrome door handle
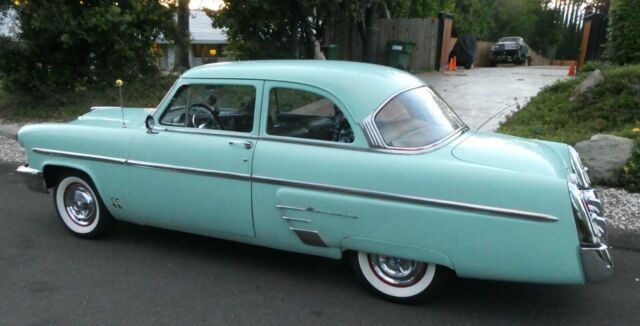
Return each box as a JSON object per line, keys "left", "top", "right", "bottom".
{"left": 228, "top": 140, "right": 253, "bottom": 149}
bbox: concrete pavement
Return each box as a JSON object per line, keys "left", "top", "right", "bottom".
{"left": 418, "top": 66, "right": 569, "bottom": 131}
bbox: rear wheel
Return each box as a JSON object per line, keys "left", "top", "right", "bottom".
{"left": 53, "top": 172, "right": 115, "bottom": 238}
{"left": 350, "top": 251, "right": 450, "bottom": 303}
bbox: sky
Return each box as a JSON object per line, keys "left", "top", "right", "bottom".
{"left": 189, "top": 0, "right": 225, "bottom": 10}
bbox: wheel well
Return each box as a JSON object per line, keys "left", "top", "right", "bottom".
{"left": 42, "top": 165, "right": 89, "bottom": 189}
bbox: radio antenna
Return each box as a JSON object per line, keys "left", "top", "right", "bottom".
{"left": 115, "top": 79, "right": 126, "bottom": 128}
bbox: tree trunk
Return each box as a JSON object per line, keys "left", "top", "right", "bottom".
{"left": 175, "top": 0, "right": 191, "bottom": 71}
{"left": 358, "top": 5, "right": 377, "bottom": 63}
{"left": 290, "top": 2, "right": 300, "bottom": 59}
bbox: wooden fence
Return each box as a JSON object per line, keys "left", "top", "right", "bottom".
{"left": 326, "top": 18, "right": 441, "bottom": 70}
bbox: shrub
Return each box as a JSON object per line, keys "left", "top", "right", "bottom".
{"left": 499, "top": 64, "right": 640, "bottom": 192}
{"left": 605, "top": 0, "right": 640, "bottom": 64}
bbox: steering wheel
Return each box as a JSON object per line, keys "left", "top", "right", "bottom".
{"left": 187, "top": 103, "right": 224, "bottom": 130}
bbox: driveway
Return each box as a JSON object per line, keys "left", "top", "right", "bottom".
{"left": 417, "top": 66, "right": 569, "bottom": 131}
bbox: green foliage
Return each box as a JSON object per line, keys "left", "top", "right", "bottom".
{"left": 488, "top": 0, "right": 538, "bottom": 41}
{"left": 453, "top": 0, "right": 493, "bottom": 37}
{"left": 528, "top": 8, "right": 564, "bottom": 58}
{"left": 387, "top": 0, "right": 455, "bottom": 18}
{"left": 0, "top": 76, "right": 176, "bottom": 121}
{"left": 498, "top": 65, "right": 640, "bottom": 191}
{"left": 0, "top": 1, "right": 174, "bottom": 93}
{"left": 605, "top": 0, "right": 640, "bottom": 64}
{"left": 208, "top": 0, "right": 330, "bottom": 60}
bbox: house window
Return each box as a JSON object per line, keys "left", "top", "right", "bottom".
{"left": 192, "top": 44, "right": 226, "bottom": 58}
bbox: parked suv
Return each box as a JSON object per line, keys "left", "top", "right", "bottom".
{"left": 490, "top": 36, "right": 529, "bottom": 66}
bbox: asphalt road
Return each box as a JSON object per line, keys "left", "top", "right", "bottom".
{"left": 1, "top": 162, "right": 640, "bottom": 326}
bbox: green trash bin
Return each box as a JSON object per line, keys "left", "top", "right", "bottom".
{"left": 387, "top": 40, "right": 415, "bottom": 70}
{"left": 322, "top": 44, "right": 340, "bottom": 60}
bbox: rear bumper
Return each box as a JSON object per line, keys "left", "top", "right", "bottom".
{"left": 16, "top": 164, "right": 48, "bottom": 193}
{"left": 576, "top": 187, "right": 614, "bottom": 283}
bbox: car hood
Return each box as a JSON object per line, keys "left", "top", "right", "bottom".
{"left": 72, "top": 106, "right": 155, "bottom": 128}
{"left": 451, "top": 131, "right": 568, "bottom": 179}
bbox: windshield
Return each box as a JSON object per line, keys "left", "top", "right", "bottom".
{"left": 374, "top": 87, "right": 465, "bottom": 148}
{"left": 498, "top": 37, "right": 521, "bottom": 43}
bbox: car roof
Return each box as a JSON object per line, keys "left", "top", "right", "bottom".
{"left": 181, "top": 60, "right": 426, "bottom": 121}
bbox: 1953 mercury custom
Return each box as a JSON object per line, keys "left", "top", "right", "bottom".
{"left": 16, "top": 61, "right": 612, "bottom": 302}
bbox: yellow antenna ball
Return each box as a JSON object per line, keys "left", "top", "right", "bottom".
{"left": 115, "top": 79, "right": 124, "bottom": 87}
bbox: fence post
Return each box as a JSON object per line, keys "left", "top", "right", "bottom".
{"left": 579, "top": 13, "right": 608, "bottom": 67}
{"left": 436, "top": 12, "right": 454, "bottom": 71}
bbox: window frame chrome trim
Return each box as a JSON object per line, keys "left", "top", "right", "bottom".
{"left": 363, "top": 85, "right": 469, "bottom": 152}
{"left": 153, "top": 126, "right": 258, "bottom": 140}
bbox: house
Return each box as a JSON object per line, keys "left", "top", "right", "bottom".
{"left": 154, "top": 10, "right": 229, "bottom": 70}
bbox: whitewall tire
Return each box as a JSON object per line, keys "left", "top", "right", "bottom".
{"left": 351, "top": 251, "right": 450, "bottom": 303}
{"left": 53, "top": 172, "right": 114, "bottom": 238}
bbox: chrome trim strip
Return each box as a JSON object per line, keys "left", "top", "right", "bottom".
{"left": 289, "top": 227, "right": 328, "bottom": 247}
{"left": 282, "top": 216, "right": 311, "bottom": 223}
{"left": 33, "top": 148, "right": 252, "bottom": 181}
{"left": 257, "top": 175, "right": 558, "bottom": 222}
{"left": 276, "top": 204, "right": 357, "bottom": 219}
{"left": 260, "top": 135, "right": 368, "bottom": 152}
{"left": 32, "top": 147, "right": 556, "bottom": 222}
{"left": 126, "top": 160, "right": 251, "bottom": 181}
{"left": 276, "top": 204, "right": 306, "bottom": 211}
{"left": 32, "top": 148, "right": 127, "bottom": 164}
{"left": 157, "top": 126, "right": 258, "bottom": 140}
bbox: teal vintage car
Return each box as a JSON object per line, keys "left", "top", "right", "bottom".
{"left": 16, "top": 60, "right": 612, "bottom": 302}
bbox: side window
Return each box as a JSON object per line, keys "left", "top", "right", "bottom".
{"left": 267, "top": 88, "right": 354, "bottom": 143}
{"left": 159, "top": 84, "right": 256, "bottom": 133}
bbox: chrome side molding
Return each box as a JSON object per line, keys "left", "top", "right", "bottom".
{"left": 33, "top": 147, "right": 559, "bottom": 223}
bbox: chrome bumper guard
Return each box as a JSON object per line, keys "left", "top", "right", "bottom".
{"left": 568, "top": 147, "right": 613, "bottom": 283}
{"left": 16, "top": 164, "right": 48, "bottom": 193}
{"left": 578, "top": 187, "right": 613, "bottom": 283}
{"left": 580, "top": 243, "right": 613, "bottom": 283}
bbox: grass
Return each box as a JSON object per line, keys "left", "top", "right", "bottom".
{"left": 498, "top": 62, "right": 640, "bottom": 191}
{"left": 0, "top": 76, "right": 177, "bottom": 121}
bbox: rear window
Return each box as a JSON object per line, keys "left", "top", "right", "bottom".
{"left": 374, "top": 87, "right": 465, "bottom": 148}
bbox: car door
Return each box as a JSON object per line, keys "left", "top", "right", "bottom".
{"left": 250, "top": 81, "right": 366, "bottom": 253}
{"left": 126, "top": 79, "right": 263, "bottom": 237}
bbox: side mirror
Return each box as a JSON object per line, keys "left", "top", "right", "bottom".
{"left": 145, "top": 115, "right": 156, "bottom": 133}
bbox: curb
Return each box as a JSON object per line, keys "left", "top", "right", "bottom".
{"left": 609, "top": 228, "right": 640, "bottom": 251}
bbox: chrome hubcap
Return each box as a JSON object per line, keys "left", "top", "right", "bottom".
{"left": 368, "top": 254, "right": 427, "bottom": 287}
{"left": 63, "top": 183, "right": 96, "bottom": 226}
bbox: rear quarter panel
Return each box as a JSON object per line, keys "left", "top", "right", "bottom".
{"left": 252, "top": 136, "right": 585, "bottom": 284}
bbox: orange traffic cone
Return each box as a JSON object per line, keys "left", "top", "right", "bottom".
{"left": 568, "top": 63, "right": 575, "bottom": 76}
{"left": 453, "top": 56, "right": 457, "bottom": 71}
{"left": 447, "top": 57, "right": 453, "bottom": 71}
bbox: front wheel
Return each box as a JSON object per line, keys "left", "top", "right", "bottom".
{"left": 53, "top": 172, "right": 115, "bottom": 238}
{"left": 350, "top": 251, "right": 450, "bottom": 303}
